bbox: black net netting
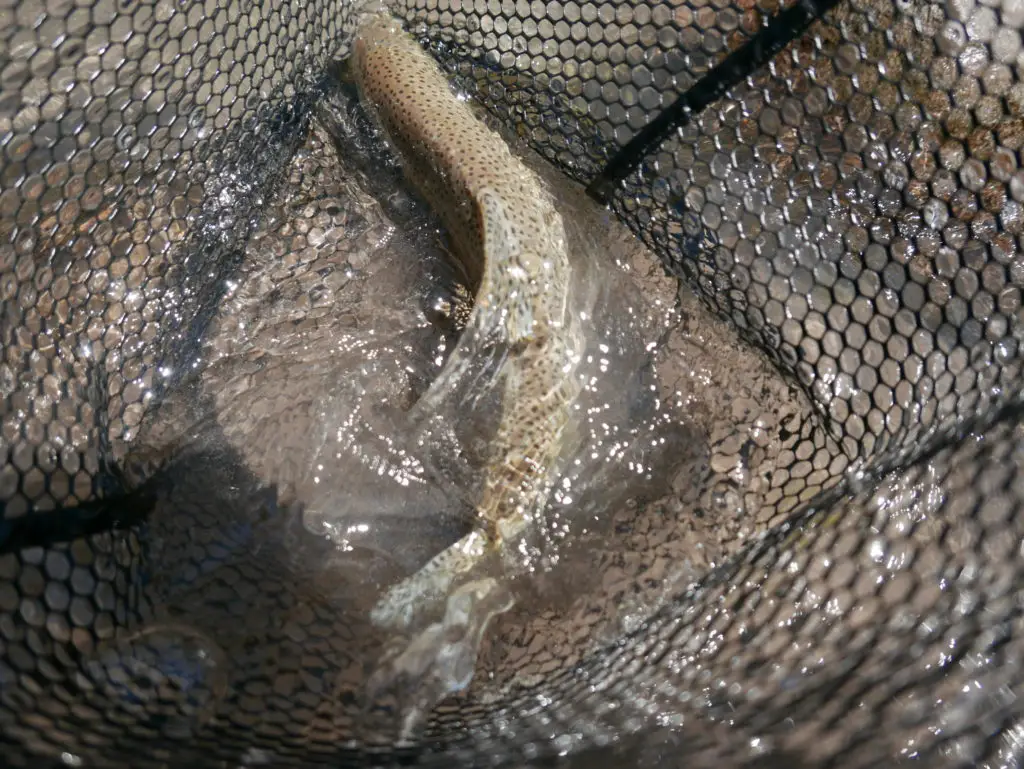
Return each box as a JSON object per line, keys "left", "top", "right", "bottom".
{"left": 3, "top": 0, "right": 1024, "bottom": 765}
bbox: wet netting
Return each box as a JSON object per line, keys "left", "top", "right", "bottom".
{"left": 3, "top": 0, "right": 1024, "bottom": 765}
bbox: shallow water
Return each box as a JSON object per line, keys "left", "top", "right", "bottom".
{"left": 106, "top": 74, "right": 825, "bottom": 744}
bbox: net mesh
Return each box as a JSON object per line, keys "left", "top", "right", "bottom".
{"left": 3, "top": 0, "right": 1024, "bottom": 764}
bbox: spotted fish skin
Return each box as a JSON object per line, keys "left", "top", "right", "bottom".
{"left": 350, "top": 12, "right": 584, "bottom": 630}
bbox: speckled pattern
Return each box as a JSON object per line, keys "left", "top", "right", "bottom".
{"left": 352, "top": 12, "right": 585, "bottom": 629}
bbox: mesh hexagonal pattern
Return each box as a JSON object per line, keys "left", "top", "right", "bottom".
{"left": 3, "top": 0, "right": 1024, "bottom": 765}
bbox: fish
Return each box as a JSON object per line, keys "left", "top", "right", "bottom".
{"left": 349, "top": 8, "right": 587, "bottom": 727}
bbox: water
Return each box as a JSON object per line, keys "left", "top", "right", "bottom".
{"left": 101, "top": 74, "right": 821, "bottom": 747}
{"left": 81, "top": 624, "right": 229, "bottom": 741}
